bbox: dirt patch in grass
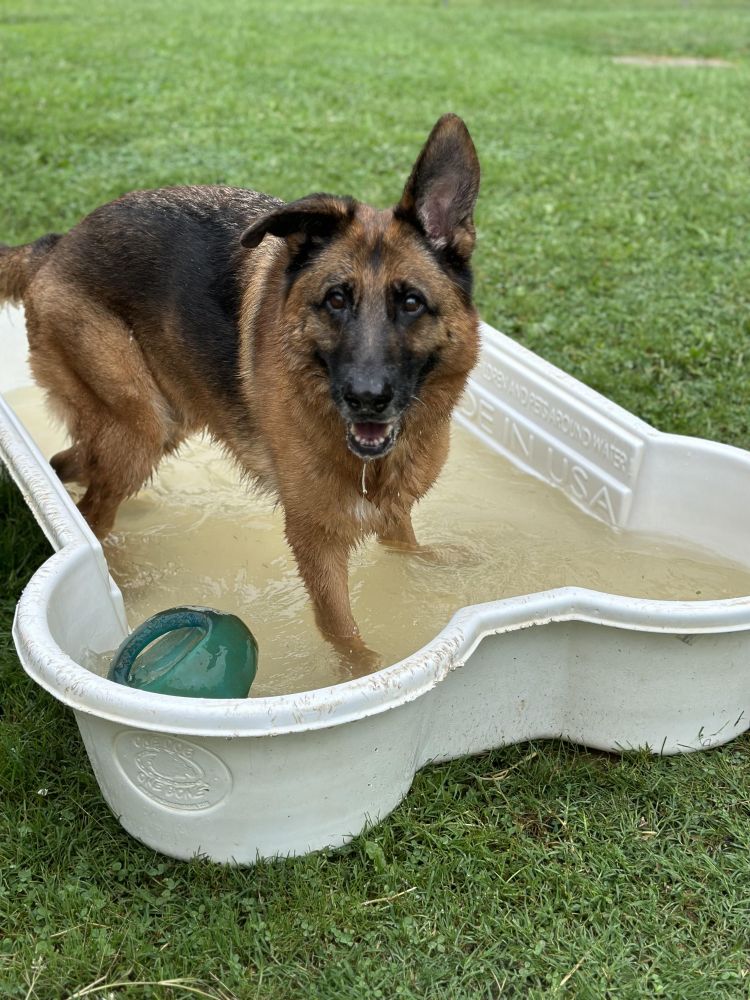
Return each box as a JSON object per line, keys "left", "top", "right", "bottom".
{"left": 613, "top": 55, "right": 733, "bottom": 68}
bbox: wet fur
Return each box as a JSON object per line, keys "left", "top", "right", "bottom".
{"left": 0, "top": 115, "right": 481, "bottom": 666}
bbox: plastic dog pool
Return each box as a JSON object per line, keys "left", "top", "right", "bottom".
{"left": 2, "top": 304, "right": 750, "bottom": 863}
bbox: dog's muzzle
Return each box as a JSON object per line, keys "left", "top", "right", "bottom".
{"left": 334, "top": 371, "right": 402, "bottom": 459}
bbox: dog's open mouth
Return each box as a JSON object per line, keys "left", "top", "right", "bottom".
{"left": 347, "top": 421, "right": 397, "bottom": 459}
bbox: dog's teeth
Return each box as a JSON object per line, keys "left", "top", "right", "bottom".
{"left": 350, "top": 421, "right": 393, "bottom": 448}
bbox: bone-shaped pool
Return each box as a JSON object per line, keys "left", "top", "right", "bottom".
{"left": 3, "top": 304, "right": 750, "bottom": 863}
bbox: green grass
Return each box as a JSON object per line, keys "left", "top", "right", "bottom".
{"left": 2, "top": 0, "right": 750, "bottom": 995}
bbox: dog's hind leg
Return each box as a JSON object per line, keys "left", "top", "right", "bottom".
{"left": 73, "top": 401, "right": 172, "bottom": 538}
{"left": 49, "top": 444, "right": 87, "bottom": 485}
{"left": 25, "top": 289, "right": 178, "bottom": 539}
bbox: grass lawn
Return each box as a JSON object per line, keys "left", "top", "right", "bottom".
{"left": 2, "top": 0, "right": 750, "bottom": 996}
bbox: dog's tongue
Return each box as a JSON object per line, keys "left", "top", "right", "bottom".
{"left": 353, "top": 422, "right": 388, "bottom": 443}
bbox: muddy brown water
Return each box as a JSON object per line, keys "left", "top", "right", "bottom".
{"left": 7, "top": 385, "right": 750, "bottom": 696}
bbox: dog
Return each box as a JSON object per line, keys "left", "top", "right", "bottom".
{"left": 0, "top": 113, "right": 481, "bottom": 668}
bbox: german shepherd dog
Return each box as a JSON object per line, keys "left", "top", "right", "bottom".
{"left": 0, "top": 114, "right": 481, "bottom": 669}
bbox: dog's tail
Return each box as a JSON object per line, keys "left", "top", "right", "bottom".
{"left": 0, "top": 233, "right": 61, "bottom": 304}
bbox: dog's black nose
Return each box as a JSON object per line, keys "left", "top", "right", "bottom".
{"left": 343, "top": 380, "right": 394, "bottom": 414}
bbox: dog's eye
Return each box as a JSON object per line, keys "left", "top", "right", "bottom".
{"left": 325, "top": 288, "right": 347, "bottom": 311}
{"left": 402, "top": 293, "right": 425, "bottom": 316}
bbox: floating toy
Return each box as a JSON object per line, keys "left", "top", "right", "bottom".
{"left": 109, "top": 607, "right": 257, "bottom": 698}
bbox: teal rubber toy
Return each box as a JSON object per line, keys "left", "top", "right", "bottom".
{"left": 108, "top": 607, "right": 258, "bottom": 698}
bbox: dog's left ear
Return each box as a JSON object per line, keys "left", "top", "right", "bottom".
{"left": 396, "top": 114, "right": 480, "bottom": 261}
{"left": 240, "top": 194, "right": 355, "bottom": 250}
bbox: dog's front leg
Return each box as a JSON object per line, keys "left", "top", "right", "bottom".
{"left": 377, "top": 510, "right": 420, "bottom": 552}
{"left": 379, "top": 510, "right": 477, "bottom": 567}
{"left": 284, "top": 510, "right": 382, "bottom": 674}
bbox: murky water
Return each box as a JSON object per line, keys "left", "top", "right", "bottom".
{"left": 7, "top": 384, "right": 750, "bottom": 695}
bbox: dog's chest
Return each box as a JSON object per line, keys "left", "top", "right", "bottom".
{"left": 349, "top": 494, "right": 380, "bottom": 528}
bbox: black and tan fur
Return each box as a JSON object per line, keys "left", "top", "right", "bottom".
{"left": 0, "top": 114, "right": 481, "bottom": 667}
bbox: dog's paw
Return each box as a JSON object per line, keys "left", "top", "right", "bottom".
{"left": 409, "top": 541, "right": 482, "bottom": 568}
{"left": 334, "top": 639, "right": 384, "bottom": 679}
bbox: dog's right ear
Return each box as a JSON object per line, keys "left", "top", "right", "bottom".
{"left": 240, "top": 194, "right": 356, "bottom": 249}
{"left": 396, "top": 114, "right": 480, "bottom": 262}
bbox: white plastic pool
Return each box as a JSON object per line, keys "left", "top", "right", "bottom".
{"left": 2, "top": 303, "right": 750, "bottom": 863}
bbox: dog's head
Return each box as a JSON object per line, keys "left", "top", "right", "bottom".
{"left": 241, "top": 114, "right": 481, "bottom": 460}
